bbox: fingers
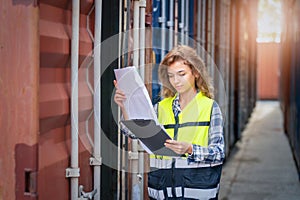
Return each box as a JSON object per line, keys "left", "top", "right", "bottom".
{"left": 113, "top": 80, "right": 129, "bottom": 119}
{"left": 164, "top": 139, "right": 175, "bottom": 146}
{"left": 115, "top": 89, "right": 126, "bottom": 100}
{"left": 114, "top": 91, "right": 126, "bottom": 105}
{"left": 113, "top": 80, "right": 125, "bottom": 97}
{"left": 164, "top": 140, "right": 179, "bottom": 152}
{"left": 113, "top": 80, "right": 118, "bottom": 88}
{"left": 113, "top": 80, "right": 127, "bottom": 108}
{"left": 164, "top": 140, "right": 191, "bottom": 154}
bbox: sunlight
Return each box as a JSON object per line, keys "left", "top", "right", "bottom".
{"left": 257, "top": 0, "right": 282, "bottom": 43}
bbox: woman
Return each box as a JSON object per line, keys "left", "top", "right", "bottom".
{"left": 114, "top": 45, "right": 225, "bottom": 200}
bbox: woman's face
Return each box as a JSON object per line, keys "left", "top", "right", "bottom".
{"left": 167, "top": 60, "right": 197, "bottom": 95}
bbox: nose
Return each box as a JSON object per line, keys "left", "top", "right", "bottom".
{"left": 173, "top": 74, "right": 180, "bottom": 83}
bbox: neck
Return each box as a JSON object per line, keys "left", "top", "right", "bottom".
{"left": 178, "top": 89, "right": 197, "bottom": 109}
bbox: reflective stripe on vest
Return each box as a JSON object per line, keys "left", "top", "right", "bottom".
{"left": 150, "top": 92, "right": 214, "bottom": 168}
{"left": 150, "top": 157, "right": 222, "bottom": 169}
{"left": 184, "top": 184, "right": 219, "bottom": 200}
{"left": 148, "top": 187, "right": 165, "bottom": 200}
{"left": 148, "top": 185, "right": 219, "bottom": 200}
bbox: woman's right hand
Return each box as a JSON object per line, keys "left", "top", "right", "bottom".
{"left": 113, "top": 80, "right": 129, "bottom": 120}
{"left": 113, "top": 80, "right": 126, "bottom": 108}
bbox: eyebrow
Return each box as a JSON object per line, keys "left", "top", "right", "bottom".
{"left": 168, "top": 69, "right": 186, "bottom": 74}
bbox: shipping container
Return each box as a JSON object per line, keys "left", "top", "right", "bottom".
{"left": 280, "top": 0, "right": 300, "bottom": 180}
{"left": 257, "top": 42, "right": 280, "bottom": 100}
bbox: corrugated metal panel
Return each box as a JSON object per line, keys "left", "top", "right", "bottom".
{"left": 0, "top": 1, "right": 39, "bottom": 199}
{"left": 229, "top": 0, "right": 238, "bottom": 148}
{"left": 234, "top": 0, "right": 257, "bottom": 139}
{"left": 237, "top": 6, "right": 249, "bottom": 138}
{"left": 257, "top": 42, "right": 280, "bottom": 100}
{"left": 224, "top": 0, "right": 258, "bottom": 143}
{"left": 38, "top": 1, "right": 94, "bottom": 199}
{"left": 214, "top": 0, "right": 231, "bottom": 157}
{"left": 280, "top": 0, "right": 300, "bottom": 180}
{"left": 248, "top": 0, "right": 258, "bottom": 111}
{"left": 212, "top": 0, "right": 258, "bottom": 154}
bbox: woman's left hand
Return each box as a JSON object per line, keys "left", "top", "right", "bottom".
{"left": 164, "top": 140, "right": 193, "bottom": 154}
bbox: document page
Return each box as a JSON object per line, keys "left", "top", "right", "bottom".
{"left": 114, "top": 66, "right": 158, "bottom": 123}
{"left": 114, "top": 66, "right": 161, "bottom": 154}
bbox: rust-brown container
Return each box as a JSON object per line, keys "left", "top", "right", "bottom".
{"left": 257, "top": 42, "right": 280, "bottom": 100}
{"left": 0, "top": 1, "right": 39, "bottom": 199}
{"left": 0, "top": 0, "right": 94, "bottom": 199}
{"left": 38, "top": 1, "right": 94, "bottom": 199}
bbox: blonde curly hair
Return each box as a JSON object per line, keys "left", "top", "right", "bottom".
{"left": 158, "top": 45, "right": 214, "bottom": 99}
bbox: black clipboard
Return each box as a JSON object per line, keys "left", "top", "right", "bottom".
{"left": 121, "top": 119, "right": 182, "bottom": 157}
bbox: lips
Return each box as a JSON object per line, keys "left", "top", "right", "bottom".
{"left": 175, "top": 85, "right": 183, "bottom": 90}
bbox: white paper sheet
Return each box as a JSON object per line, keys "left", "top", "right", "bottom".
{"left": 114, "top": 66, "right": 160, "bottom": 154}
{"left": 114, "top": 66, "right": 158, "bottom": 123}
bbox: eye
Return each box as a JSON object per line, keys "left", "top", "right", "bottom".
{"left": 178, "top": 72, "right": 186, "bottom": 76}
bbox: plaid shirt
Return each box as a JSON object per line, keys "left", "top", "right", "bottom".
{"left": 171, "top": 95, "right": 225, "bottom": 165}
{"left": 122, "top": 94, "right": 225, "bottom": 164}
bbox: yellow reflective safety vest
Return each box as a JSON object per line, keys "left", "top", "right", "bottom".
{"left": 148, "top": 92, "right": 222, "bottom": 199}
{"left": 150, "top": 92, "right": 213, "bottom": 162}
